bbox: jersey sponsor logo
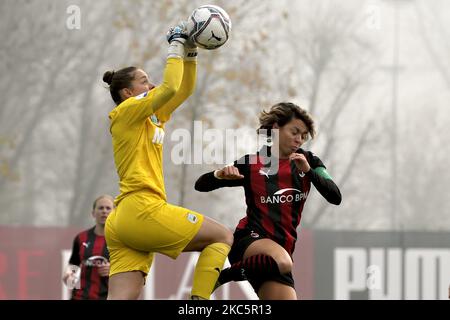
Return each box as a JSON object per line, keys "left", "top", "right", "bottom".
{"left": 135, "top": 91, "right": 148, "bottom": 100}
{"left": 83, "top": 255, "right": 109, "bottom": 267}
{"left": 152, "top": 127, "right": 165, "bottom": 144}
{"left": 187, "top": 213, "right": 198, "bottom": 224}
{"left": 260, "top": 188, "right": 308, "bottom": 204}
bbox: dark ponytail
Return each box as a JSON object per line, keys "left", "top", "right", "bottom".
{"left": 103, "top": 66, "right": 137, "bottom": 105}
{"left": 103, "top": 71, "right": 115, "bottom": 85}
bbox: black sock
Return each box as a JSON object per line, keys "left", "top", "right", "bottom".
{"left": 217, "top": 254, "right": 280, "bottom": 286}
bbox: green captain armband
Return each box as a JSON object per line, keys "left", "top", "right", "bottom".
{"left": 314, "top": 167, "right": 333, "bottom": 180}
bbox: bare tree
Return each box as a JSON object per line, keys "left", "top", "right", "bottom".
{"left": 268, "top": 2, "right": 380, "bottom": 228}
{"left": 2, "top": 0, "right": 448, "bottom": 231}
{"left": 0, "top": 1, "right": 130, "bottom": 225}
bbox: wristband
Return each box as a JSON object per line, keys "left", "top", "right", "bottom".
{"left": 167, "top": 41, "right": 185, "bottom": 59}
{"left": 213, "top": 170, "right": 223, "bottom": 179}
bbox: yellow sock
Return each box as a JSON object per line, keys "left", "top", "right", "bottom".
{"left": 191, "top": 242, "right": 231, "bottom": 300}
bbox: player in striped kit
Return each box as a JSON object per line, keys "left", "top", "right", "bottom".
{"left": 62, "top": 195, "right": 114, "bottom": 300}
{"left": 195, "top": 102, "right": 342, "bottom": 299}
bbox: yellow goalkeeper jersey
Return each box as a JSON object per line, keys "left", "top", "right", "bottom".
{"left": 109, "top": 58, "right": 196, "bottom": 206}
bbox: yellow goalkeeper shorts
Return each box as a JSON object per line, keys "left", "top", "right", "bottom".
{"left": 105, "top": 191, "right": 204, "bottom": 277}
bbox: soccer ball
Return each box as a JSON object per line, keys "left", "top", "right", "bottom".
{"left": 187, "top": 5, "right": 232, "bottom": 50}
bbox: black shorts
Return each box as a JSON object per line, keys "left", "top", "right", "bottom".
{"left": 228, "top": 228, "right": 295, "bottom": 293}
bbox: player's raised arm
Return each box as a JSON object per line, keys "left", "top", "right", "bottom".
{"left": 290, "top": 151, "right": 342, "bottom": 205}
{"left": 106, "top": 23, "right": 190, "bottom": 126}
{"left": 307, "top": 165, "right": 342, "bottom": 205}
{"left": 135, "top": 22, "right": 191, "bottom": 114}
{"left": 155, "top": 5, "right": 233, "bottom": 123}
{"left": 195, "top": 157, "right": 248, "bottom": 192}
{"left": 155, "top": 22, "right": 198, "bottom": 123}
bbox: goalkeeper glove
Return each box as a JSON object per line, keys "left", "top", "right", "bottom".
{"left": 184, "top": 20, "right": 198, "bottom": 62}
{"left": 166, "top": 21, "right": 198, "bottom": 61}
{"left": 166, "top": 21, "right": 189, "bottom": 44}
{"left": 185, "top": 37, "right": 198, "bottom": 62}
{"left": 166, "top": 21, "right": 188, "bottom": 59}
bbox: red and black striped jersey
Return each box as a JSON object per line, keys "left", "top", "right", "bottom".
{"left": 68, "top": 227, "right": 109, "bottom": 300}
{"left": 195, "top": 146, "right": 341, "bottom": 256}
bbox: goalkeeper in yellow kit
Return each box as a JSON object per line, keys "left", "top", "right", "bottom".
{"left": 102, "top": 22, "right": 233, "bottom": 300}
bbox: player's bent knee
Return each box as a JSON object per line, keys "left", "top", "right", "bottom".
{"left": 211, "top": 226, "right": 233, "bottom": 247}
{"left": 276, "top": 257, "right": 293, "bottom": 274}
{"left": 221, "top": 228, "right": 234, "bottom": 247}
{"left": 108, "top": 271, "right": 144, "bottom": 300}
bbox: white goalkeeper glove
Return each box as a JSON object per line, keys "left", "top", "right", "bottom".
{"left": 185, "top": 38, "right": 198, "bottom": 62}
{"left": 166, "top": 21, "right": 188, "bottom": 59}
{"left": 166, "top": 21, "right": 198, "bottom": 61}
{"left": 184, "top": 21, "right": 198, "bottom": 62}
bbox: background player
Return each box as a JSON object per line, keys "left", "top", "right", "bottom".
{"left": 195, "top": 102, "right": 342, "bottom": 299}
{"left": 103, "top": 22, "right": 233, "bottom": 300}
{"left": 62, "top": 194, "right": 114, "bottom": 300}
